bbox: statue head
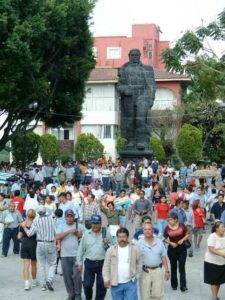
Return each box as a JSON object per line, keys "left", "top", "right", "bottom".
{"left": 128, "top": 49, "right": 141, "bottom": 64}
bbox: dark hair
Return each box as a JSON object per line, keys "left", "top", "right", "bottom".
{"left": 168, "top": 212, "right": 178, "bottom": 221}
{"left": 14, "top": 190, "right": 20, "bottom": 197}
{"left": 55, "top": 209, "right": 63, "bottom": 218}
{"left": 66, "top": 191, "right": 72, "bottom": 197}
{"left": 29, "top": 191, "right": 35, "bottom": 198}
{"left": 211, "top": 221, "right": 223, "bottom": 233}
{"left": 175, "top": 198, "right": 183, "bottom": 206}
{"left": 107, "top": 201, "right": 114, "bottom": 207}
{"left": 0, "top": 193, "right": 5, "bottom": 198}
{"left": 120, "top": 189, "right": 126, "bottom": 193}
{"left": 192, "top": 200, "right": 200, "bottom": 210}
{"left": 172, "top": 186, "right": 178, "bottom": 193}
{"left": 183, "top": 200, "right": 189, "bottom": 207}
{"left": 116, "top": 227, "right": 129, "bottom": 237}
{"left": 141, "top": 215, "right": 152, "bottom": 223}
{"left": 59, "top": 192, "right": 66, "bottom": 198}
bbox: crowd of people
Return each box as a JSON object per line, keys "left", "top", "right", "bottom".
{"left": 0, "top": 157, "right": 225, "bottom": 300}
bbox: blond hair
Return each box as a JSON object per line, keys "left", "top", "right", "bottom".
{"left": 26, "top": 209, "right": 36, "bottom": 220}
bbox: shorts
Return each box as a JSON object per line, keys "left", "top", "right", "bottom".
{"left": 193, "top": 227, "right": 204, "bottom": 234}
{"left": 21, "top": 239, "right": 37, "bottom": 260}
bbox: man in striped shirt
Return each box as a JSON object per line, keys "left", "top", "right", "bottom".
{"left": 22, "top": 205, "right": 57, "bottom": 292}
{"left": 83, "top": 194, "right": 101, "bottom": 229}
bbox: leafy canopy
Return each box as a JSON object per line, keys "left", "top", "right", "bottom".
{"left": 0, "top": 0, "right": 96, "bottom": 150}
{"left": 162, "top": 8, "right": 225, "bottom": 162}
{"left": 12, "top": 131, "right": 40, "bottom": 166}
{"left": 176, "top": 124, "right": 202, "bottom": 166}
{"left": 149, "top": 136, "right": 165, "bottom": 162}
{"left": 39, "top": 133, "right": 59, "bottom": 163}
{"left": 75, "top": 133, "right": 104, "bottom": 161}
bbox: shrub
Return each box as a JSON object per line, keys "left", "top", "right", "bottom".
{"left": 75, "top": 133, "right": 104, "bottom": 161}
{"left": 149, "top": 136, "right": 165, "bottom": 161}
{"left": 40, "top": 134, "right": 59, "bottom": 163}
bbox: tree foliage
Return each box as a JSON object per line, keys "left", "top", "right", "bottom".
{"left": 162, "top": 9, "right": 225, "bottom": 162}
{"left": 149, "top": 136, "right": 165, "bottom": 162}
{"left": 0, "top": 0, "right": 96, "bottom": 150}
{"left": 12, "top": 131, "right": 40, "bottom": 165}
{"left": 75, "top": 133, "right": 104, "bottom": 161}
{"left": 115, "top": 130, "right": 127, "bottom": 152}
{"left": 39, "top": 133, "right": 59, "bottom": 162}
{"left": 176, "top": 124, "right": 202, "bottom": 165}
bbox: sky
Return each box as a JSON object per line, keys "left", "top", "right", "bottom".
{"left": 91, "top": 0, "right": 224, "bottom": 51}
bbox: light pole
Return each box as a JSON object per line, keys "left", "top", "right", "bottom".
{"left": 23, "top": 102, "right": 38, "bottom": 171}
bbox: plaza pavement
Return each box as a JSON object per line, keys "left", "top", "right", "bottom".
{"left": 0, "top": 223, "right": 224, "bottom": 300}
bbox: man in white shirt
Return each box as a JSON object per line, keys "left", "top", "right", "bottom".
{"left": 103, "top": 228, "right": 142, "bottom": 300}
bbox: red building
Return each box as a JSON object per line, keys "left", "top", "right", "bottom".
{"left": 94, "top": 24, "right": 169, "bottom": 70}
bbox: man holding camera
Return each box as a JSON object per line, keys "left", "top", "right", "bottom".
{"left": 77, "top": 215, "right": 113, "bottom": 300}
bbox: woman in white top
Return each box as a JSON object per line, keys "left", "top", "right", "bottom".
{"left": 204, "top": 221, "right": 225, "bottom": 300}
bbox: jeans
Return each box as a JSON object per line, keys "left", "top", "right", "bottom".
{"left": 168, "top": 244, "right": 187, "bottom": 289}
{"left": 36, "top": 242, "right": 57, "bottom": 285}
{"left": 2, "top": 227, "right": 20, "bottom": 256}
{"left": 83, "top": 259, "right": 106, "bottom": 300}
{"left": 115, "top": 182, "right": 123, "bottom": 197}
{"left": 61, "top": 257, "right": 82, "bottom": 297}
{"left": 157, "top": 219, "right": 167, "bottom": 235}
{"left": 102, "top": 177, "right": 110, "bottom": 192}
{"left": 111, "top": 280, "right": 138, "bottom": 300}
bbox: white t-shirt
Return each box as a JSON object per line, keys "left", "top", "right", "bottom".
{"left": 117, "top": 245, "right": 130, "bottom": 284}
{"left": 205, "top": 233, "right": 225, "bottom": 265}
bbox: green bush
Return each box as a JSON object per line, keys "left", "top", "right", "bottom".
{"left": 115, "top": 131, "right": 127, "bottom": 151}
{"left": 150, "top": 136, "right": 165, "bottom": 161}
{"left": 40, "top": 134, "right": 59, "bottom": 163}
{"left": 176, "top": 124, "right": 202, "bottom": 165}
{"left": 12, "top": 132, "right": 40, "bottom": 166}
{"left": 75, "top": 133, "right": 104, "bottom": 161}
{"left": 59, "top": 154, "right": 73, "bottom": 164}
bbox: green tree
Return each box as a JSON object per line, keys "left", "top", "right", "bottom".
{"left": 176, "top": 124, "right": 202, "bottom": 165}
{"left": 115, "top": 130, "right": 127, "bottom": 152}
{"left": 12, "top": 131, "right": 40, "bottom": 166}
{"left": 75, "top": 133, "right": 104, "bottom": 161}
{"left": 40, "top": 133, "right": 59, "bottom": 162}
{"left": 162, "top": 8, "right": 225, "bottom": 161}
{"left": 149, "top": 136, "right": 165, "bottom": 161}
{"left": 0, "top": 0, "right": 96, "bottom": 150}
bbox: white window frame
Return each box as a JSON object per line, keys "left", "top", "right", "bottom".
{"left": 107, "top": 47, "right": 121, "bottom": 59}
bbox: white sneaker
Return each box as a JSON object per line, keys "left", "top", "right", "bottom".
{"left": 24, "top": 282, "right": 30, "bottom": 291}
{"left": 41, "top": 285, "right": 47, "bottom": 291}
{"left": 31, "top": 280, "right": 39, "bottom": 287}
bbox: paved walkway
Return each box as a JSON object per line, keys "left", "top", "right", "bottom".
{"left": 0, "top": 224, "right": 224, "bottom": 300}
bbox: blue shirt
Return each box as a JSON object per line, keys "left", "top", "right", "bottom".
{"left": 133, "top": 227, "right": 159, "bottom": 241}
{"left": 137, "top": 237, "right": 167, "bottom": 267}
{"left": 220, "top": 210, "right": 225, "bottom": 225}
{"left": 170, "top": 207, "right": 187, "bottom": 224}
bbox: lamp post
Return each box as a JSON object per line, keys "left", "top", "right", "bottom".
{"left": 23, "top": 102, "right": 38, "bottom": 171}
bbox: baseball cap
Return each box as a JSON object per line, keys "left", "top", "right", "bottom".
{"left": 65, "top": 209, "right": 75, "bottom": 217}
{"left": 90, "top": 215, "right": 102, "bottom": 224}
{"left": 37, "top": 205, "right": 46, "bottom": 215}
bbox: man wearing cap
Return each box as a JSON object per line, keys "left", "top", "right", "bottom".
{"left": 22, "top": 205, "right": 57, "bottom": 292}
{"left": 77, "top": 215, "right": 113, "bottom": 300}
{"left": 56, "top": 209, "right": 84, "bottom": 300}
{"left": 211, "top": 193, "right": 225, "bottom": 222}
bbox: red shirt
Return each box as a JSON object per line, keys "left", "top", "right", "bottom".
{"left": 155, "top": 203, "right": 170, "bottom": 219}
{"left": 193, "top": 208, "right": 204, "bottom": 228}
{"left": 164, "top": 224, "right": 188, "bottom": 243}
{"left": 11, "top": 197, "right": 24, "bottom": 215}
{"left": 169, "top": 192, "right": 179, "bottom": 205}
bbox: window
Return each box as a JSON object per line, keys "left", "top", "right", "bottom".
{"left": 102, "top": 125, "right": 112, "bottom": 139}
{"left": 64, "top": 130, "right": 69, "bottom": 140}
{"left": 92, "top": 46, "right": 98, "bottom": 58}
{"left": 107, "top": 47, "right": 121, "bottom": 59}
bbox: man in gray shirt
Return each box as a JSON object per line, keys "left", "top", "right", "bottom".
{"left": 77, "top": 215, "right": 113, "bottom": 300}
{"left": 0, "top": 202, "right": 23, "bottom": 257}
{"left": 56, "top": 209, "right": 84, "bottom": 300}
{"left": 133, "top": 190, "right": 151, "bottom": 230}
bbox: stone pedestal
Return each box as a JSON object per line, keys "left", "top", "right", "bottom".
{"left": 119, "top": 149, "right": 153, "bottom": 165}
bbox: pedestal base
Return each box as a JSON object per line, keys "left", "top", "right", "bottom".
{"left": 119, "top": 149, "right": 153, "bottom": 165}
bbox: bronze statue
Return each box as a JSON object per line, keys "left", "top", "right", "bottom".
{"left": 117, "top": 49, "right": 156, "bottom": 151}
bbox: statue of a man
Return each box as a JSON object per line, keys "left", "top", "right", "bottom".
{"left": 117, "top": 49, "right": 156, "bottom": 150}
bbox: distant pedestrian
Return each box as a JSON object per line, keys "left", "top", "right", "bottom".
{"left": 18, "top": 209, "right": 37, "bottom": 290}
{"left": 22, "top": 205, "right": 57, "bottom": 292}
